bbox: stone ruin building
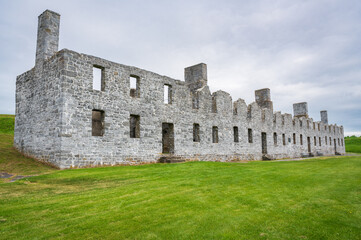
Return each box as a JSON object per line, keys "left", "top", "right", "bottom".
{"left": 14, "top": 10, "right": 345, "bottom": 169}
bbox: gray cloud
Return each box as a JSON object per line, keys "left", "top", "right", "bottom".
{"left": 1, "top": 0, "right": 360, "bottom": 135}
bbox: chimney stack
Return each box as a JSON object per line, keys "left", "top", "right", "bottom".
{"left": 185, "top": 63, "right": 207, "bottom": 91}
{"left": 320, "top": 110, "right": 328, "bottom": 124}
{"left": 293, "top": 102, "right": 308, "bottom": 118}
{"left": 35, "top": 10, "right": 60, "bottom": 66}
{"left": 255, "top": 88, "right": 273, "bottom": 112}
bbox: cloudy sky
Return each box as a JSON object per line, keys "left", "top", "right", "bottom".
{"left": 1, "top": 0, "right": 360, "bottom": 135}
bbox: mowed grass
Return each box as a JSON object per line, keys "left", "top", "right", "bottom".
{"left": 0, "top": 114, "right": 360, "bottom": 239}
{"left": 0, "top": 134, "right": 56, "bottom": 179}
{"left": 0, "top": 114, "right": 15, "bottom": 134}
{"left": 0, "top": 114, "right": 56, "bottom": 181}
{"left": 0, "top": 158, "right": 360, "bottom": 239}
{"left": 345, "top": 136, "right": 361, "bottom": 153}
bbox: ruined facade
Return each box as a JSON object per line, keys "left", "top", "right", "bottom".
{"left": 14, "top": 10, "right": 345, "bottom": 169}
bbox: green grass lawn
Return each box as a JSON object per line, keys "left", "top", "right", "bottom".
{"left": 0, "top": 114, "right": 15, "bottom": 134}
{"left": 345, "top": 136, "right": 361, "bottom": 153}
{"left": 0, "top": 157, "right": 360, "bottom": 239}
{"left": 0, "top": 114, "right": 360, "bottom": 239}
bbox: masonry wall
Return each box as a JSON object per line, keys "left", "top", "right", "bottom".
{"left": 43, "top": 49, "right": 345, "bottom": 168}
{"left": 14, "top": 51, "right": 65, "bottom": 165}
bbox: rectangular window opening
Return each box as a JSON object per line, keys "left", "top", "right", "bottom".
{"left": 300, "top": 134, "right": 303, "bottom": 145}
{"left": 212, "top": 96, "right": 217, "bottom": 113}
{"left": 130, "top": 115, "right": 140, "bottom": 138}
{"left": 262, "top": 132, "right": 267, "bottom": 154}
{"left": 164, "top": 84, "right": 172, "bottom": 104}
{"left": 233, "top": 102, "right": 238, "bottom": 115}
{"left": 192, "top": 92, "right": 199, "bottom": 109}
{"left": 282, "top": 134, "right": 286, "bottom": 145}
{"left": 325, "top": 136, "right": 327, "bottom": 145}
{"left": 319, "top": 137, "right": 321, "bottom": 146}
{"left": 248, "top": 128, "right": 253, "bottom": 143}
{"left": 233, "top": 126, "right": 239, "bottom": 142}
{"left": 193, "top": 123, "right": 200, "bottom": 142}
{"left": 212, "top": 126, "right": 218, "bottom": 143}
{"left": 314, "top": 136, "right": 317, "bottom": 146}
{"left": 92, "top": 66, "right": 104, "bottom": 91}
{"left": 130, "top": 75, "right": 140, "bottom": 98}
{"left": 274, "top": 132, "right": 277, "bottom": 146}
{"left": 92, "top": 110, "right": 105, "bottom": 136}
{"left": 293, "top": 133, "right": 296, "bottom": 144}
{"left": 247, "top": 106, "right": 252, "bottom": 119}
{"left": 329, "top": 137, "right": 332, "bottom": 145}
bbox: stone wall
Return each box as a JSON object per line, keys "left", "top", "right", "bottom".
{"left": 14, "top": 10, "right": 346, "bottom": 169}
{"left": 14, "top": 51, "right": 64, "bottom": 166}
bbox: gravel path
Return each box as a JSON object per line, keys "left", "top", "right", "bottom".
{"left": 0, "top": 172, "right": 34, "bottom": 182}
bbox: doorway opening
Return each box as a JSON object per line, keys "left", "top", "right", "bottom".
{"left": 261, "top": 132, "right": 267, "bottom": 154}
{"left": 307, "top": 137, "right": 311, "bottom": 154}
{"left": 162, "top": 123, "right": 174, "bottom": 154}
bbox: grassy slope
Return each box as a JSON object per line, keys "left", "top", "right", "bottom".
{"left": 345, "top": 136, "right": 361, "bottom": 153}
{"left": 0, "top": 114, "right": 15, "bottom": 134}
{"left": 0, "top": 114, "right": 56, "bottom": 181}
{"left": 0, "top": 158, "right": 360, "bottom": 239}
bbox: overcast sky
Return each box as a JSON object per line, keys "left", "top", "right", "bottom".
{"left": 1, "top": 0, "right": 360, "bottom": 135}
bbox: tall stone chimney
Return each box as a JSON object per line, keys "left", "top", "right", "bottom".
{"left": 255, "top": 88, "right": 273, "bottom": 112}
{"left": 320, "top": 110, "right": 328, "bottom": 124}
{"left": 185, "top": 63, "right": 207, "bottom": 91}
{"left": 35, "top": 10, "right": 60, "bottom": 66}
{"left": 293, "top": 102, "right": 308, "bottom": 118}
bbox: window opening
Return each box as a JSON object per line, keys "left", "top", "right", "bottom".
{"left": 212, "top": 96, "right": 217, "bottom": 113}
{"left": 248, "top": 128, "right": 253, "bottom": 143}
{"left": 233, "top": 126, "right": 239, "bottom": 142}
{"left": 193, "top": 124, "right": 200, "bottom": 142}
{"left": 164, "top": 84, "right": 172, "bottom": 104}
{"left": 293, "top": 133, "right": 296, "bottom": 144}
{"left": 212, "top": 126, "right": 218, "bottom": 143}
{"left": 274, "top": 132, "right": 277, "bottom": 146}
{"left": 93, "top": 65, "right": 104, "bottom": 91}
{"left": 92, "top": 110, "right": 104, "bottom": 136}
{"left": 130, "top": 115, "right": 140, "bottom": 138}
{"left": 130, "top": 75, "right": 140, "bottom": 98}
